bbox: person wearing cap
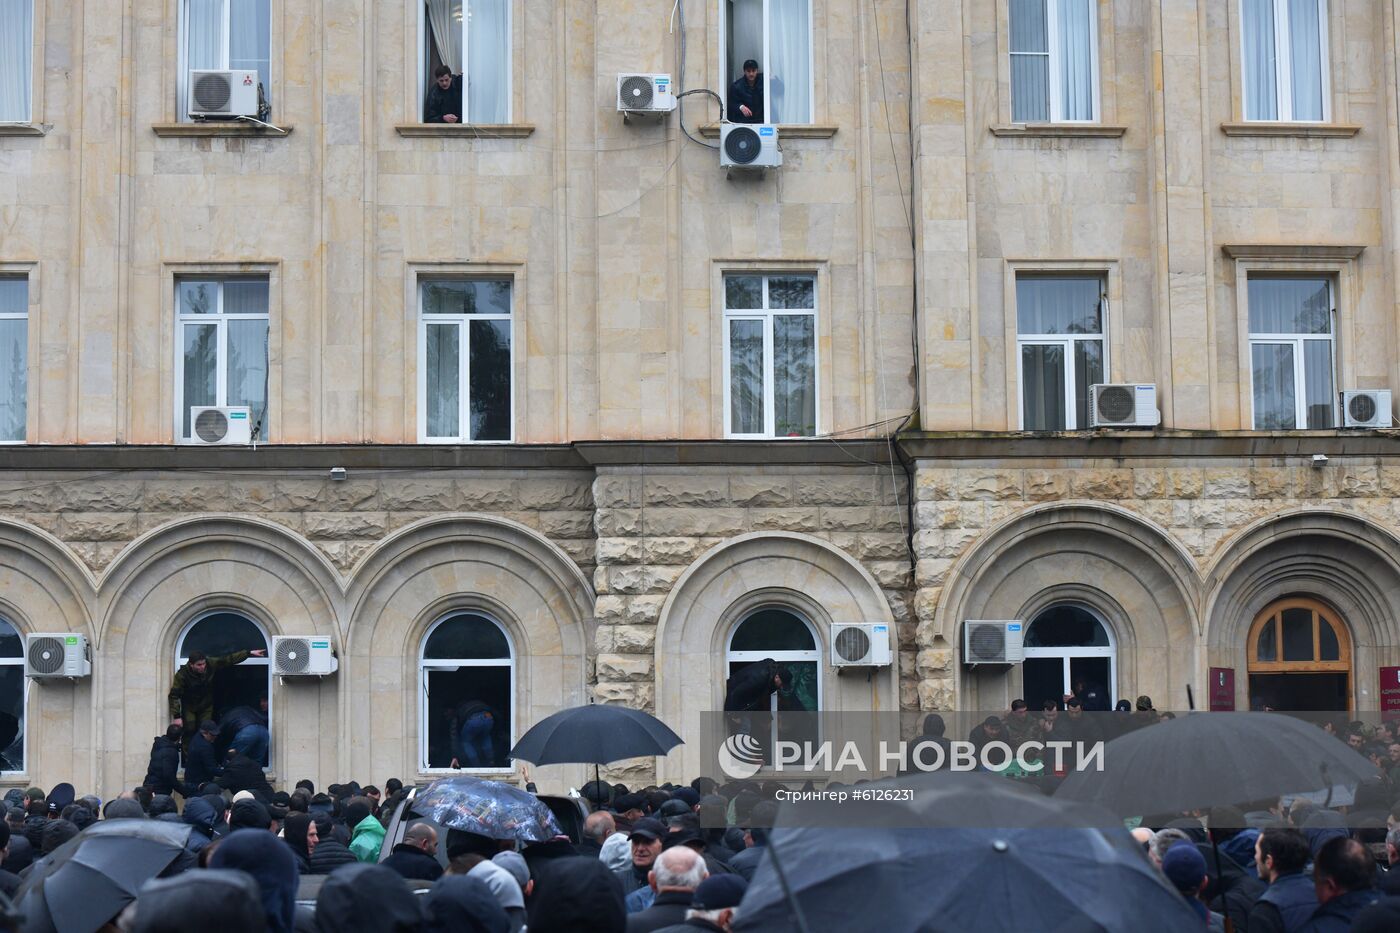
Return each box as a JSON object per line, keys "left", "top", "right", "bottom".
{"left": 1160, "top": 841, "right": 1226, "bottom": 931}
{"left": 615, "top": 817, "right": 667, "bottom": 896}
{"left": 726, "top": 59, "right": 764, "bottom": 124}
{"left": 627, "top": 845, "right": 707, "bottom": 933}
{"left": 652, "top": 874, "right": 747, "bottom": 933}
{"left": 168, "top": 647, "right": 265, "bottom": 756}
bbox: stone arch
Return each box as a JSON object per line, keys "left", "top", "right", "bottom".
{"left": 935, "top": 503, "right": 1200, "bottom": 712}
{"left": 654, "top": 532, "right": 898, "bottom": 783}
{"left": 1204, "top": 509, "right": 1400, "bottom": 710}
{"left": 344, "top": 515, "right": 594, "bottom": 786}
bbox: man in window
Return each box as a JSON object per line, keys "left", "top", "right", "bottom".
{"left": 216, "top": 696, "right": 270, "bottom": 767}
{"left": 728, "top": 59, "right": 764, "bottom": 124}
{"left": 425, "top": 65, "right": 464, "bottom": 124}
{"left": 169, "top": 648, "right": 266, "bottom": 756}
{"left": 448, "top": 699, "right": 498, "bottom": 769}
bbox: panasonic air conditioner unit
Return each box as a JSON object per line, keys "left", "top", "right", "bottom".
{"left": 25, "top": 634, "right": 91, "bottom": 679}
{"left": 963, "top": 621, "right": 1024, "bottom": 666}
{"left": 187, "top": 69, "right": 260, "bottom": 119}
{"left": 272, "top": 636, "right": 338, "bottom": 677}
{"left": 720, "top": 123, "right": 781, "bottom": 173}
{"left": 189, "top": 406, "right": 252, "bottom": 445}
{"left": 616, "top": 73, "right": 676, "bottom": 115}
{"left": 1089, "top": 384, "right": 1161, "bottom": 428}
{"left": 830, "top": 623, "right": 892, "bottom": 668}
{"left": 1341, "top": 390, "right": 1392, "bottom": 428}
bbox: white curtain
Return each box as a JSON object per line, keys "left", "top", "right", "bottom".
{"left": 466, "top": 0, "right": 509, "bottom": 123}
{"left": 1288, "top": 0, "right": 1324, "bottom": 120}
{"left": 1242, "top": 0, "right": 1279, "bottom": 120}
{"left": 227, "top": 318, "right": 269, "bottom": 436}
{"left": 427, "top": 0, "right": 463, "bottom": 74}
{"left": 0, "top": 0, "right": 33, "bottom": 122}
{"left": 1016, "top": 276, "right": 1103, "bottom": 335}
{"left": 186, "top": 0, "right": 224, "bottom": 71}
{"left": 1009, "top": 0, "right": 1049, "bottom": 122}
{"left": 768, "top": 0, "right": 811, "bottom": 124}
{"left": 773, "top": 315, "right": 815, "bottom": 436}
{"left": 1056, "top": 0, "right": 1095, "bottom": 120}
{"left": 1251, "top": 343, "right": 1296, "bottom": 429}
{"left": 727, "top": 0, "right": 764, "bottom": 85}
{"left": 228, "top": 0, "right": 271, "bottom": 106}
{"left": 0, "top": 320, "right": 25, "bottom": 442}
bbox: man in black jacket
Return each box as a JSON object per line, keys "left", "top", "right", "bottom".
{"left": 381, "top": 822, "right": 443, "bottom": 881}
{"left": 143, "top": 724, "right": 187, "bottom": 797}
{"left": 727, "top": 60, "right": 763, "bottom": 123}
{"left": 628, "top": 845, "right": 706, "bottom": 933}
{"left": 425, "top": 65, "right": 464, "bottom": 123}
{"left": 184, "top": 720, "right": 222, "bottom": 789}
{"left": 306, "top": 813, "right": 358, "bottom": 875}
{"left": 1249, "top": 827, "right": 1319, "bottom": 933}
{"left": 216, "top": 748, "right": 275, "bottom": 800}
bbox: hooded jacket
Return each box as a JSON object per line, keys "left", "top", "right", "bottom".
{"left": 181, "top": 796, "right": 218, "bottom": 838}
{"left": 209, "top": 827, "right": 300, "bottom": 933}
{"left": 349, "top": 813, "right": 387, "bottom": 863}
{"left": 423, "top": 875, "right": 510, "bottom": 933}
{"left": 216, "top": 751, "right": 275, "bottom": 800}
{"left": 143, "top": 735, "right": 183, "bottom": 796}
{"left": 723, "top": 660, "right": 781, "bottom": 713}
{"left": 313, "top": 862, "right": 424, "bottom": 933}
{"left": 528, "top": 856, "right": 628, "bottom": 933}
{"left": 185, "top": 732, "right": 221, "bottom": 789}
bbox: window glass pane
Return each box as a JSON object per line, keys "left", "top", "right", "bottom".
{"left": 0, "top": 0, "right": 34, "bottom": 122}
{"left": 465, "top": 279, "right": 512, "bottom": 316}
{"left": 1021, "top": 343, "right": 1066, "bottom": 431}
{"left": 223, "top": 279, "right": 269, "bottom": 315}
{"left": 0, "top": 320, "right": 25, "bottom": 442}
{"left": 0, "top": 621, "right": 19, "bottom": 659}
{"left": 768, "top": 276, "right": 815, "bottom": 310}
{"left": 730, "top": 609, "right": 816, "bottom": 652}
{"left": 726, "top": 0, "right": 764, "bottom": 119}
{"left": 1056, "top": 0, "right": 1096, "bottom": 120}
{"left": 424, "top": 667, "right": 511, "bottom": 769}
{"left": 0, "top": 666, "right": 22, "bottom": 772}
{"left": 1248, "top": 277, "right": 1331, "bottom": 334}
{"left": 1010, "top": 0, "right": 1049, "bottom": 53}
{"left": 186, "top": 0, "right": 224, "bottom": 72}
{"left": 183, "top": 323, "right": 219, "bottom": 437}
{"left": 0, "top": 279, "right": 24, "bottom": 315}
{"left": 1017, "top": 276, "right": 1102, "bottom": 335}
{"left": 424, "top": 613, "right": 511, "bottom": 659}
{"left": 1281, "top": 607, "right": 1314, "bottom": 661}
{"left": 725, "top": 275, "right": 762, "bottom": 310}
{"left": 226, "top": 319, "right": 268, "bottom": 437}
{"left": 425, "top": 323, "right": 461, "bottom": 438}
{"left": 466, "top": 0, "right": 510, "bottom": 123}
{"left": 768, "top": 0, "right": 811, "bottom": 124}
{"left": 468, "top": 319, "right": 511, "bottom": 441}
{"left": 1242, "top": 0, "right": 1279, "bottom": 120}
{"left": 179, "top": 281, "right": 218, "bottom": 315}
{"left": 423, "top": 281, "right": 471, "bottom": 315}
{"left": 1288, "top": 0, "right": 1325, "bottom": 121}
{"left": 1318, "top": 617, "right": 1340, "bottom": 661}
{"left": 1256, "top": 617, "right": 1277, "bottom": 661}
{"left": 1025, "top": 605, "right": 1109, "bottom": 648}
{"left": 1073, "top": 339, "right": 1103, "bottom": 431}
{"left": 228, "top": 0, "right": 272, "bottom": 111}
{"left": 773, "top": 314, "right": 816, "bottom": 437}
{"left": 1010, "top": 0, "right": 1049, "bottom": 122}
{"left": 1303, "top": 339, "right": 1334, "bottom": 430}
{"left": 1251, "top": 343, "right": 1296, "bottom": 430}
{"left": 181, "top": 612, "right": 267, "bottom": 658}
{"left": 729, "top": 319, "right": 764, "bottom": 434}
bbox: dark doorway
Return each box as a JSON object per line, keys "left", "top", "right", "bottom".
{"left": 1248, "top": 673, "right": 1349, "bottom": 712}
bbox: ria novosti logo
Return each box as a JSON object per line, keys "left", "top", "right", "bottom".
{"left": 718, "top": 732, "right": 765, "bottom": 779}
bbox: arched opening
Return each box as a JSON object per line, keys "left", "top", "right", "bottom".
{"left": 175, "top": 611, "right": 271, "bottom": 766}
{"left": 1021, "top": 604, "right": 1116, "bottom": 712}
{"left": 0, "top": 620, "right": 23, "bottom": 773}
{"left": 724, "top": 607, "right": 822, "bottom": 755}
{"left": 419, "top": 611, "right": 514, "bottom": 772}
{"left": 1247, "top": 597, "right": 1352, "bottom": 712}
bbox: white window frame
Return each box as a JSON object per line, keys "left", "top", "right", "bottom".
{"left": 725, "top": 607, "right": 823, "bottom": 754}
{"left": 0, "top": 276, "right": 28, "bottom": 445}
{"left": 1021, "top": 603, "right": 1118, "bottom": 706}
{"left": 1014, "top": 275, "right": 1108, "bottom": 431}
{"left": 176, "top": 0, "right": 272, "bottom": 123}
{"left": 717, "top": 0, "right": 816, "bottom": 125}
{"left": 416, "top": 1, "right": 513, "bottom": 124}
{"left": 416, "top": 277, "right": 515, "bottom": 444}
{"left": 722, "top": 273, "right": 819, "bottom": 439}
{"left": 0, "top": 618, "right": 27, "bottom": 776}
{"left": 175, "top": 610, "right": 272, "bottom": 771}
{"left": 172, "top": 277, "right": 271, "bottom": 444}
{"left": 1247, "top": 276, "right": 1337, "bottom": 430}
{"left": 1239, "top": 0, "right": 1331, "bottom": 123}
{"left": 1008, "top": 0, "right": 1101, "bottom": 124}
{"left": 0, "top": 0, "right": 34, "bottom": 125}
{"left": 418, "top": 611, "right": 515, "bottom": 775}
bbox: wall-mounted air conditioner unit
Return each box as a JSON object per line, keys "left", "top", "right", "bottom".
{"left": 721, "top": 124, "right": 781, "bottom": 173}
{"left": 187, "top": 69, "right": 260, "bottom": 119}
{"left": 272, "top": 636, "right": 338, "bottom": 676}
{"left": 1089, "top": 384, "right": 1160, "bottom": 428}
{"left": 1341, "top": 390, "right": 1392, "bottom": 428}
{"left": 616, "top": 73, "right": 676, "bottom": 115}
{"left": 963, "top": 621, "right": 1024, "bottom": 666}
{"left": 25, "top": 634, "right": 91, "bottom": 679}
{"left": 830, "top": 623, "right": 892, "bottom": 667}
{"left": 189, "top": 406, "right": 252, "bottom": 446}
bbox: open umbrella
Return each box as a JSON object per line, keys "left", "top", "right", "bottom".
{"left": 411, "top": 776, "right": 562, "bottom": 844}
{"left": 15, "top": 820, "right": 199, "bottom": 933}
{"left": 733, "top": 770, "right": 1200, "bottom": 933}
{"left": 1055, "top": 711, "right": 1379, "bottom": 818}
{"left": 508, "top": 703, "right": 683, "bottom": 789}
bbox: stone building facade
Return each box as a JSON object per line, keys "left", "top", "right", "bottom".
{"left": 5, "top": 0, "right": 1400, "bottom": 795}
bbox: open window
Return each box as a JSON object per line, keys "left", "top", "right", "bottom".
{"left": 176, "top": 611, "right": 271, "bottom": 765}
{"left": 420, "top": 612, "right": 514, "bottom": 772}
{"left": 0, "top": 619, "right": 24, "bottom": 774}
{"left": 720, "top": 0, "right": 813, "bottom": 124}
{"left": 421, "top": 0, "right": 510, "bottom": 123}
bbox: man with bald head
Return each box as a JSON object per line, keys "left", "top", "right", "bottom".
{"left": 628, "top": 844, "right": 708, "bottom": 933}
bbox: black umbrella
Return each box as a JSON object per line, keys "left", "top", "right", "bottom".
{"left": 508, "top": 704, "right": 683, "bottom": 789}
{"left": 1055, "top": 711, "right": 1379, "bottom": 818}
{"left": 733, "top": 770, "right": 1200, "bottom": 933}
{"left": 15, "top": 820, "right": 199, "bottom": 933}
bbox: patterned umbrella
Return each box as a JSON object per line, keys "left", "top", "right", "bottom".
{"left": 411, "top": 777, "right": 563, "bottom": 844}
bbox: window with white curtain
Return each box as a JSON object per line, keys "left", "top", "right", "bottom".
{"left": 1248, "top": 276, "right": 1335, "bottom": 430}
{"left": 724, "top": 274, "right": 817, "bottom": 439}
{"left": 0, "top": 0, "right": 33, "bottom": 123}
{"left": 0, "top": 279, "right": 27, "bottom": 444}
{"left": 1016, "top": 275, "right": 1105, "bottom": 431}
{"left": 180, "top": 0, "right": 271, "bottom": 121}
{"left": 421, "top": 0, "right": 511, "bottom": 123}
{"left": 1009, "top": 0, "right": 1099, "bottom": 123}
{"left": 418, "top": 278, "right": 513, "bottom": 442}
{"left": 1240, "top": 0, "right": 1329, "bottom": 122}
{"left": 721, "top": 0, "right": 813, "bottom": 125}
{"left": 175, "top": 277, "right": 270, "bottom": 442}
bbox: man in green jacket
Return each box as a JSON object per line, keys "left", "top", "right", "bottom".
{"left": 346, "top": 797, "right": 386, "bottom": 863}
{"left": 169, "top": 648, "right": 266, "bottom": 755}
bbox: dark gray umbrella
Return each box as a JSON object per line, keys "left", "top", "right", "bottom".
{"left": 1055, "top": 711, "right": 1379, "bottom": 818}
{"left": 15, "top": 820, "right": 199, "bottom": 933}
{"left": 733, "top": 770, "right": 1200, "bottom": 933}
{"left": 411, "top": 777, "right": 563, "bottom": 844}
{"left": 508, "top": 703, "right": 683, "bottom": 790}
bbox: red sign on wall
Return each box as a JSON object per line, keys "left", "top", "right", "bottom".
{"left": 1381, "top": 667, "right": 1400, "bottom": 721}
{"left": 1208, "top": 667, "right": 1235, "bottom": 711}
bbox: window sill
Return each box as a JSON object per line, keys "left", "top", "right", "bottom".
{"left": 698, "top": 123, "right": 839, "bottom": 139}
{"left": 989, "top": 123, "right": 1127, "bottom": 138}
{"left": 152, "top": 122, "right": 293, "bottom": 138}
{"left": 1220, "top": 122, "right": 1360, "bottom": 138}
{"left": 394, "top": 123, "right": 536, "bottom": 138}
{"left": 0, "top": 124, "right": 45, "bottom": 137}
{"left": 1221, "top": 244, "right": 1366, "bottom": 260}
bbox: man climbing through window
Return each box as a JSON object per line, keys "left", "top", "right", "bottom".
{"left": 169, "top": 648, "right": 266, "bottom": 757}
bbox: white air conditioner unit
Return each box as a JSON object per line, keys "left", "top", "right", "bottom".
{"left": 188, "top": 69, "right": 260, "bottom": 119}
{"left": 1089, "top": 384, "right": 1161, "bottom": 428}
{"left": 272, "top": 636, "right": 338, "bottom": 677}
{"left": 721, "top": 123, "right": 781, "bottom": 172}
{"left": 189, "top": 406, "right": 252, "bottom": 446}
{"left": 830, "top": 623, "right": 892, "bottom": 667}
{"left": 1341, "top": 390, "right": 1392, "bottom": 428}
{"left": 616, "top": 73, "right": 676, "bottom": 114}
{"left": 25, "top": 634, "right": 91, "bottom": 679}
{"left": 963, "top": 621, "right": 1024, "bottom": 666}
